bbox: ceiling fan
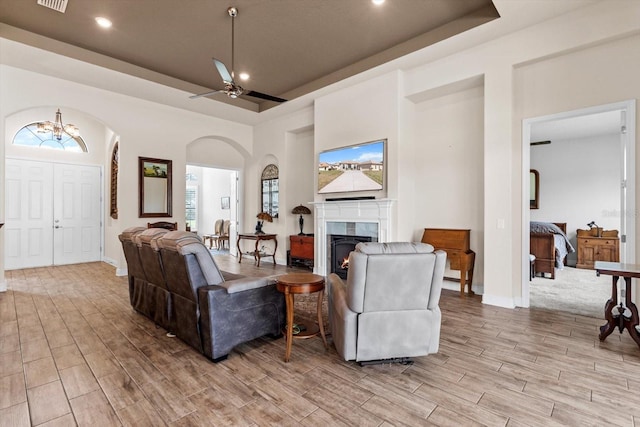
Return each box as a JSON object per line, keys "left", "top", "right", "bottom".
{"left": 190, "top": 7, "right": 287, "bottom": 103}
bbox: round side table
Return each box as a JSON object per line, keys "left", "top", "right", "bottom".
{"left": 275, "top": 273, "right": 328, "bottom": 362}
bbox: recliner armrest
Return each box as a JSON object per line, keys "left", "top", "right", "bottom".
{"left": 328, "top": 273, "right": 346, "bottom": 296}
{"left": 220, "top": 276, "right": 276, "bottom": 294}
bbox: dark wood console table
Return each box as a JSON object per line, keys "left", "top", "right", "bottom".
{"left": 595, "top": 261, "right": 640, "bottom": 348}
{"left": 237, "top": 233, "right": 277, "bottom": 267}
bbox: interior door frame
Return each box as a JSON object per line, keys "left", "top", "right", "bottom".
{"left": 520, "top": 100, "right": 636, "bottom": 307}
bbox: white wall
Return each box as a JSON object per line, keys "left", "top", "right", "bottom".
{"left": 250, "top": 107, "right": 314, "bottom": 264}
{"left": 411, "top": 85, "right": 485, "bottom": 290}
{"left": 315, "top": 71, "right": 405, "bottom": 238}
{"left": 285, "top": 129, "right": 314, "bottom": 236}
{"left": 531, "top": 133, "right": 621, "bottom": 265}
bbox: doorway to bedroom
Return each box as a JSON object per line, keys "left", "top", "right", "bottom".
{"left": 521, "top": 100, "right": 636, "bottom": 314}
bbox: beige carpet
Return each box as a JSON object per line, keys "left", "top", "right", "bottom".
{"left": 530, "top": 266, "right": 613, "bottom": 318}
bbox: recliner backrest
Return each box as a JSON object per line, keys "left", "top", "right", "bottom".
{"left": 158, "top": 231, "right": 225, "bottom": 301}
{"left": 136, "top": 228, "right": 170, "bottom": 289}
{"left": 118, "top": 227, "right": 147, "bottom": 284}
{"left": 346, "top": 242, "right": 444, "bottom": 313}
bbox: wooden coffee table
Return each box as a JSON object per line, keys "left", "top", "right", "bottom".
{"left": 275, "top": 273, "right": 328, "bottom": 362}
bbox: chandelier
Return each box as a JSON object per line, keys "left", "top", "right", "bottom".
{"left": 36, "top": 109, "right": 80, "bottom": 141}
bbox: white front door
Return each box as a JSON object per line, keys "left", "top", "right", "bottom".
{"left": 5, "top": 159, "right": 102, "bottom": 269}
{"left": 5, "top": 159, "right": 54, "bottom": 269}
{"left": 53, "top": 163, "right": 102, "bottom": 265}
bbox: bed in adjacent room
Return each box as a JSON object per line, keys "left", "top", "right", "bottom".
{"left": 530, "top": 221, "right": 575, "bottom": 279}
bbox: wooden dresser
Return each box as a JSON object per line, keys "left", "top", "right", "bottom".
{"left": 421, "top": 228, "right": 475, "bottom": 296}
{"left": 289, "top": 235, "right": 314, "bottom": 269}
{"left": 576, "top": 229, "right": 619, "bottom": 269}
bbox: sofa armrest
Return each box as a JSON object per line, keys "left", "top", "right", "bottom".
{"left": 197, "top": 281, "right": 285, "bottom": 360}
{"left": 220, "top": 276, "right": 276, "bottom": 294}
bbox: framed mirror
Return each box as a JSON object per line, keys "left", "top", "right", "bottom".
{"left": 139, "top": 157, "right": 172, "bottom": 217}
{"left": 530, "top": 169, "right": 539, "bottom": 209}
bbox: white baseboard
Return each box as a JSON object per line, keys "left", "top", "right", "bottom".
{"left": 102, "top": 256, "right": 127, "bottom": 276}
{"left": 482, "top": 293, "right": 516, "bottom": 309}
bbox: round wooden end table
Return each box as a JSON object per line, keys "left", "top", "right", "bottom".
{"left": 275, "top": 273, "right": 328, "bottom": 362}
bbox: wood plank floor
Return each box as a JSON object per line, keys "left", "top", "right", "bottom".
{"left": 2, "top": 257, "right": 640, "bottom": 426}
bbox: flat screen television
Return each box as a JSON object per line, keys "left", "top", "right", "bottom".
{"left": 318, "top": 139, "right": 385, "bottom": 195}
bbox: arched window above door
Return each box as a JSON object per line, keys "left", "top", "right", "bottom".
{"left": 13, "top": 122, "right": 88, "bottom": 152}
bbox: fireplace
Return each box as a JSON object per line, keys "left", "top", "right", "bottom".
{"left": 312, "top": 199, "right": 394, "bottom": 276}
{"left": 330, "top": 234, "right": 373, "bottom": 279}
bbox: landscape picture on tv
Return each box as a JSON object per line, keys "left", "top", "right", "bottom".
{"left": 318, "top": 139, "right": 385, "bottom": 194}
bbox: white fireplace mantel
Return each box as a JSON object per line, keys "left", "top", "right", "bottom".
{"left": 312, "top": 199, "right": 395, "bottom": 276}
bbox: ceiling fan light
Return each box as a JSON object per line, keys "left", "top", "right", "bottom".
{"left": 372, "top": 0, "right": 385, "bottom": 5}
{"left": 239, "top": 72, "right": 249, "bottom": 81}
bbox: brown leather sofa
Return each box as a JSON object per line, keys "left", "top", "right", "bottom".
{"left": 119, "top": 228, "right": 285, "bottom": 361}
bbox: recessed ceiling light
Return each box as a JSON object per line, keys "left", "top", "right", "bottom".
{"left": 239, "top": 72, "right": 250, "bottom": 81}
{"left": 95, "top": 17, "right": 112, "bottom": 28}
{"left": 372, "top": 0, "right": 385, "bottom": 5}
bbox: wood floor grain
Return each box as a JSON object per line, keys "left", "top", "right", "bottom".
{"left": 2, "top": 258, "right": 640, "bottom": 426}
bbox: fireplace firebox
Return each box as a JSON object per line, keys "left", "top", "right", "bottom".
{"left": 330, "top": 234, "right": 373, "bottom": 279}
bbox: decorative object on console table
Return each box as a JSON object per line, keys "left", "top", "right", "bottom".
{"left": 576, "top": 226, "right": 619, "bottom": 269}
{"left": 255, "top": 212, "right": 273, "bottom": 234}
{"left": 421, "top": 228, "right": 475, "bottom": 296}
{"left": 291, "top": 204, "right": 311, "bottom": 235}
{"left": 289, "top": 234, "right": 314, "bottom": 269}
{"left": 587, "top": 220, "right": 602, "bottom": 237}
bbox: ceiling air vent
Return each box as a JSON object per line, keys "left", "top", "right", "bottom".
{"left": 37, "top": 0, "right": 69, "bottom": 13}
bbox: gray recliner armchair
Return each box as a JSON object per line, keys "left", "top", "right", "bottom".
{"left": 328, "top": 242, "right": 446, "bottom": 364}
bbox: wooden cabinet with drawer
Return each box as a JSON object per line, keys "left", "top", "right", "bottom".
{"left": 289, "top": 235, "right": 314, "bottom": 269}
{"left": 421, "top": 228, "right": 475, "bottom": 295}
{"left": 576, "top": 231, "right": 620, "bottom": 269}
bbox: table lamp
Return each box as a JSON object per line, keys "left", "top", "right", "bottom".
{"left": 255, "top": 212, "right": 273, "bottom": 234}
{"left": 291, "top": 204, "right": 311, "bottom": 235}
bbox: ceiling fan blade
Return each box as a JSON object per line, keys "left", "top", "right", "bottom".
{"left": 530, "top": 140, "right": 552, "bottom": 146}
{"left": 189, "top": 89, "right": 222, "bottom": 99}
{"left": 244, "top": 90, "right": 287, "bottom": 103}
{"left": 213, "top": 58, "right": 234, "bottom": 84}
